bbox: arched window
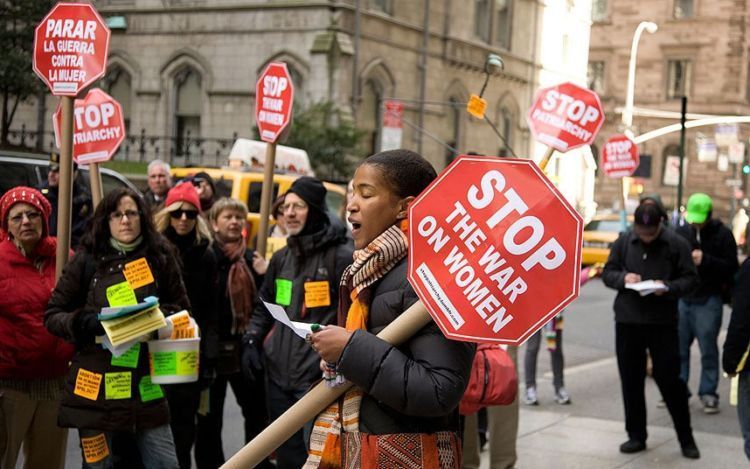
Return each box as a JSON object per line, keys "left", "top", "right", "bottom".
{"left": 359, "top": 79, "right": 383, "bottom": 156}
{"left": 286, "top": 64, "right": 305, "bottom": 109}
{"left": 445, "top": 96, "right": 462, "bottom": 165}
{"left": 101, "top": 67, "right": 132, "bottom": 132}
{"left": 498, "top": 107, "right": 514, "bottom": 157}
{"left": 173, "top": 67, "right": 202, "bottom": 155}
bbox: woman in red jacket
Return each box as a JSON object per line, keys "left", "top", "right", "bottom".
{"left": 0, "top": 186, "right": 74, "bottom": 469}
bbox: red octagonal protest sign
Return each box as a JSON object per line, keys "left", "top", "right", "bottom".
{"left": 33, "top": 3, "right": 110, "bottom": 97}
{"left": 255, "top": 62, "right": 295, "bottom": 143}
{"left": 527, "top": 82, "right": 604, "bottom": 153}
{"left": 602, "top": 134, "right": 640, "bottom": 178}
{"left": 53, "top": 88, "right": 126, "bottom": 164}
{"left": 408, "top": 155, "right": 583, "bottom": 345}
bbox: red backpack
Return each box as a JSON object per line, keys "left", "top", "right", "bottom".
{"left": 459, "top": 344, "right": 518, "bottom": 415}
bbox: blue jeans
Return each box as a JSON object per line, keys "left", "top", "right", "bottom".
{"left": 79, "top": 425, "right": 178, "bottom": 469}
{"left": 678, "top": 295, "right": 723, "bottom": 398}
{"left": 739, "top": 371, "right": 750, "bottom": 461}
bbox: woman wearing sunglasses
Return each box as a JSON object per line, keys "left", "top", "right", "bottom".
{"left": 45, "top": 187, "right": 189, "bottom": 468}
{"left": 154, "top": 182, "right": 220, "bottom": 468}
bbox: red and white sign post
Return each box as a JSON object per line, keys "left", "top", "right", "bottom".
{"left": 408, "top": 155, "right": 584, "bottom": 344}
{"left": 32, "top": 2, "right": 111, "bottom": 279}
{"left": 254, "top": 62, "right": 294, "bottom": 258}
{"left": 602, "top": 134, "right": 639, "bottom": 178}
{"left": 52, "top": 88, "right": 126, "bottom": 204}
{"left": 527, "top": 82, "right": 604, "bottom": 171}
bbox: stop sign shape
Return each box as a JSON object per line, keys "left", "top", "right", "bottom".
{"left": 255, "top": 62, "right": 295, "bottom": 143}
{"left": 52, "top": 88, "right": 126, "bottom": 164}
{"left": 408, "top": 155, "right": 583, "bottom": 344}
{"left": 33, "top": 3, "right": 110, "bottom": 97}
{"left": 602, "top": 134, "right": 640, "bottom": 178}
{"left": 527, "top": 82, "right": 604, "bottom": 153}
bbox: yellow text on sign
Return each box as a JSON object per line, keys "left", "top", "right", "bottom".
{"left": 304, "top": 281, "right": 331, "bottom": 308}
{"left": 123, "top": 257, "right": 155, "bottom": 290}
{"left": 74, "top": 368, "right": 103, "bottom": 401}
{"left": 466, "top": 94, "right": 487, "bottom": 119}
{"left": 81, "top": 433, "right": 109, "bottom": 464}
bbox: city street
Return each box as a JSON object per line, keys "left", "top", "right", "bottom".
{"left": 57, "top": 279, "right": 746, "bottom": 468}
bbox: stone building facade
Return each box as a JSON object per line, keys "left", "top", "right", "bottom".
{"left": 589, "top": 0, "right": 750, "bottom": 219}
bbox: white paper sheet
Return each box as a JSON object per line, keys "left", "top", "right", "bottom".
{"left": 625, "top": 280, "right": 669, "bottom": 296}
{"left": 262, "top": 300, "right": 314, "bottom": 338}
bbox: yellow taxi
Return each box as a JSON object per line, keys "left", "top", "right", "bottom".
{"left": 581, "top": 214, "right": 631, "bottom": 265}
{"left": 171, "top": 167, "right": 347, "bottom": 246}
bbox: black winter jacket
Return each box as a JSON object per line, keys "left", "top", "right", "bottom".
{"left": 338, "top": 259, "right": 475, "bottom": 434}
{"left": 676, "top": 218, "right": 738, "bottom": 299}
{"left": 166, "top": 228, "right": 220, "bottom": 375}
{"left": 602, "top": 228, "right": 698, "bottom": 325}
{"left": 723, "top": 259, "right": 750, "bottom": 374}
{"left": 45, "top": 243, "right": 189, "bottom": 431}
{"left": 247, "top": 222, "right": 353, "bottom": 391}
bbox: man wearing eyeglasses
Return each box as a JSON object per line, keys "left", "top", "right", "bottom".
{"left": 245, "top": 177, "right": 353, "bottom": 468}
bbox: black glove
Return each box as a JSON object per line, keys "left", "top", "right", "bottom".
{"left": 241, "top": 335, "right": 263, "bottom": 383}
{"left": 73, "top": 311, "right": 105, "bottom": 345}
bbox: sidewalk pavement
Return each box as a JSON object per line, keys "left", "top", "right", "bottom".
{"left": 480, "top": 407, "right": 746, "bottom": 468}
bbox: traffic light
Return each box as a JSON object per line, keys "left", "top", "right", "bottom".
{"left": 743, "top": 163, "right": 750, "bottom": 175}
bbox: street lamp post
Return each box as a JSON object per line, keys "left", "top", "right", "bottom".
{"left": 620, "top": 21, "right": 657, "bottom": 228}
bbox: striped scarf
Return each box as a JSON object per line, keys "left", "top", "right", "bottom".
{"left": 304, "top": 224, "right": 409, "bottom": 469}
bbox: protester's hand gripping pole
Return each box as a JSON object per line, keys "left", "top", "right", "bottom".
{"left": 220, "top": 301, "right": 433, "bottom": 469}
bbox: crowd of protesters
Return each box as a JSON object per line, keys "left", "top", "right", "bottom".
{"left": 2, "top": 148, "right": 750, "bottom": 468}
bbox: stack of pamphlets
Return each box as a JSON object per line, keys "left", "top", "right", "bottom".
{"left": 625, "top": 280, "right": 669, "bottom": 296}
{"left": 98, "top": 296, "right": 166, "bottom": 347}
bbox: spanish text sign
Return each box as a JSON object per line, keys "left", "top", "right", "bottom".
{"left": 407, "top": 155, "right": 583, "bottom": 345}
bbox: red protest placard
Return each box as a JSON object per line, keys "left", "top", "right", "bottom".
{"left": 527, "top": 82, "right": 604, "bottom": 153}
{"left": 408, "top": 155, "right": 583, "bottom": 345}
{"left": 255, "top": 62, "right": 295, "bottom": 143}
{"left": 33, "top": 3, "right": 110, "bottom": 97}
{"left": 53, "top": 88, "right": 126, "bottom": 164}
{"left": 601, "top": 134, "right": 640, "bottom": 178}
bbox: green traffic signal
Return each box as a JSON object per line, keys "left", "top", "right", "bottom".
{"left": 744, "top": 164, "right": 750, "bottom": 175}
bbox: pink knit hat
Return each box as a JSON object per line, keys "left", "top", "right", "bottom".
{"left": 165, "top": 182, "right": 201, "bottom": 212}
{"left": 0, "top": 186, "right": 52, "bottom": 236}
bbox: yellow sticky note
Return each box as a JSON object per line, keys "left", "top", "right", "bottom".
{"left": 176, "top": 351, "right": 199, "bottom": 375}
{"left": 123, "top": 258, "right": 155, "bottom": 290}
{"left": 304, "top": 281, "right": 331, "bottom": 308}
{"left": 106, "top": 281, "right": 138, "bottom": 307}
{"left": 466, "top": 94, "right": 487, "bottom": 119}
{"left": 81, "top": 433, "right": 109, "bottom": 463}
{"left": 74, "top": 368, "right": 103, "bottom": 401}
{"left": 105, "top": 372, "right": 132, "bottom": 400}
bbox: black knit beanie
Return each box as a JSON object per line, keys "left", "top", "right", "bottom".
{"left": 288, "top": 177, "right": 328, "bottom": 235}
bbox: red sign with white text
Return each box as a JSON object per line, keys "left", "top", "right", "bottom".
{"left": 53, "top": 88, "right": 126, "bottom": 164}
{"left": 602, "top": 134, "right": 640, "bottom": 178}
{"left": 408, "top": 155, "right": 583, "bottom": 345}
{"left": 255, "top": 62, "right": 295, "bottom": 143}
{"left": 33, "top": 3, "right": 110, "bottom": 97}
{"left": 527, "top": 82, "right": 604, "bottom": 152}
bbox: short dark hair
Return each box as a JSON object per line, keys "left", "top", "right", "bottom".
{"left": 634, "top": 201, "right": 663, "bottom": 227}
{"left": 361, "top": 149, "right": 437, "bottom": 198}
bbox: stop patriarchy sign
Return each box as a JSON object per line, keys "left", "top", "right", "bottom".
{"left": 53, "top": 89, "right": 126, "bottom": 164}
{"left": 255, "top": 62, "right": 295, "bottom": 143}
{"left": 602, "top": 134, "right": 640, "bottom": 178}
{"left": 33, "top": 3, "right": 110, "bottom": 97}
{"left": 408, "top": 155, "right": 583, "bottom": 344}
{"left": 527, "top": 82, "right": 604, "bottom": 152}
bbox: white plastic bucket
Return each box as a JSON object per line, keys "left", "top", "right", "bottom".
{"left": 147, "top": 338, "right": 200, "bottom": 384}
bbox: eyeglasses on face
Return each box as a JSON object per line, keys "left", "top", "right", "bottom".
{"left": 109, "top": 210, "right": 140, "bottom": 222}
{"left": 9, "top": 211, "right": 41, "bottom": 225}
{"left": 170, "top": 209, "right": 199, "bottom": 220}
{"left": 281, "top": 201, "right": 308, "bottom": 212}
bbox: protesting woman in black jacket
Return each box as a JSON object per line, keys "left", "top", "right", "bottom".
{"left": 45, "top": 187, "right": 189, "bottom": 468}
{"left": 307, "top": 149, "right": 475, "bottom": 468}
{"left": 155, "top": 182, "right": 220, "bottom": 469}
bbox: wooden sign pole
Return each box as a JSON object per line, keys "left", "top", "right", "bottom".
{"left": 55, "top": 96, "right": 74, "bottom": 280}
{"left": 256, "top": 142, "right": 277, "bottom": 258}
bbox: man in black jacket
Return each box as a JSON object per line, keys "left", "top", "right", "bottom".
{"left": 245, "top": 177, "right": 353, "bottom": 469}
{"left": 603, "top": 201, "right": 700, "bottom": 459}
{"left": 723, "top": 258, "right": 750, "bottom": 460}
{"left": 676, "top": 193, "right": 738, "bottom": 414}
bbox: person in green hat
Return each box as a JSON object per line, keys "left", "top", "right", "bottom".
{"left": 676, "top": 193, "right": 739, "bottom": 414}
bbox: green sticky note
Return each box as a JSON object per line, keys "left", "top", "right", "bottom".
{"left": 104, "top": 372, "right": 131, "bottom": 400}
{"left": 151, "top": 351, "right": 177, "bottom": 376}
{"left": 275, "top": 279, "right": 292, "bottom": 306}
{"left": 111, "top": 343, "right": 140, "bottom": 369}
{"left": 176, "top": 351, "right": 199, "bottom": 375}
{"left": 139, "top": 376, "right": 164, "bottom": 402}
{"left": 106, "top": 281, "right": 137, "bottom": 307}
